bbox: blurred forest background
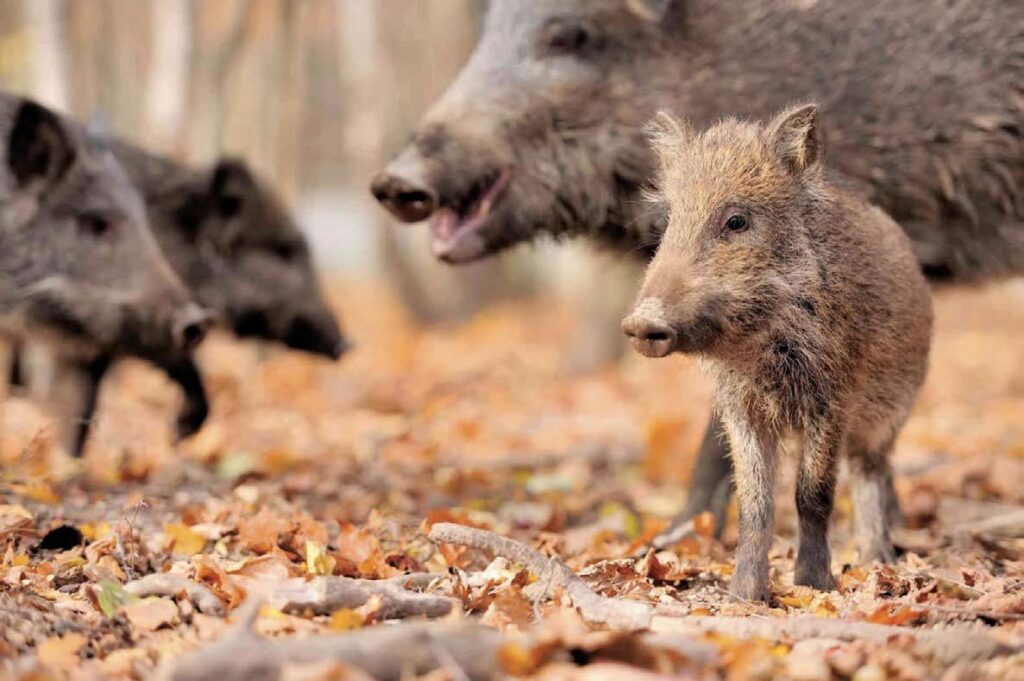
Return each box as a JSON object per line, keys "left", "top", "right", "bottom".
{"left": 0, "top": 0, "right": 632, "bottom": 328}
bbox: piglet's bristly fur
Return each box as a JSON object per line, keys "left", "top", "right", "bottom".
{"left": 624, "top": 105, "right": 933, "bottom": 602}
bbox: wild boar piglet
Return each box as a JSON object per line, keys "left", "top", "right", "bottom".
{"left": 622, "top": 105, "right": 933, "bottom": 601}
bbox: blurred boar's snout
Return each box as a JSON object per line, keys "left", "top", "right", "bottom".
{"left": 285, "top": 310, "right": 350, "bottom": 360}
{"left": 370, "top": 151, "right": 437, "bottom": 223}
{"left": 622, "top": 300, "right": 677, "bottom": 359}
{"left": 173, "top": 304, "right": 214, "bottom": 352}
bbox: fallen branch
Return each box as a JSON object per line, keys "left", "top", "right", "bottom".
{"left": 953, "top": 509, "right": 1024, "bottom": 537}
{"left": 157, "top": 600, "right": 505, "bottom": 681}
{"left": 651, "top": 615, "right": 1020, "bottom": 665}
{"left": 125, "top": 574, "right": 225, "bottom": 616}
{"left": 429, "top": 522, "right": 652, "bottom": 630}
{"left": 271, "top": 573, "right": 454, "bottom": 619}
{"left": 125, "top": 573, "right": 453, "bottom": 621}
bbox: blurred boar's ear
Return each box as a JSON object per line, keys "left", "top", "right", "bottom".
{"left": 645, "top": 111, "right": 693, "bottom": 166}
{"left": 625, "top": 0, "right": 675, "bottom": 22}
{"left": 7, "top": 100, "right": 75, "bottom": 191}
{"left": 767, "top": 103, "right": 822, "bottom": 175}
{"left": 210, "top": 158, "right": 255, "bottom": 220}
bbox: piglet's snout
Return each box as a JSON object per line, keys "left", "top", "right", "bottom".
{"left": 622, "top": 298, "right": 677, "bottom": 358}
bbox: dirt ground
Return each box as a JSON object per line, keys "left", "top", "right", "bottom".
{"left": 1, "top": 279, "right": 1022, "bottom": 680}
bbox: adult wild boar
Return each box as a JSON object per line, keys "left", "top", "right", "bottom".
{"left": 0, "top": 93, "right": 210, "bottom": 450}
{"left": 371, "top": 0, "right": 1024, "bottom": 541}
{"left": 13, "top": 140, "right": 349, "bottom": 456}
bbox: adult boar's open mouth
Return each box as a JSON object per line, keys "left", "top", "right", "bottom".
{"left": 430, "top": 168, "right": 512, "bottom": 263}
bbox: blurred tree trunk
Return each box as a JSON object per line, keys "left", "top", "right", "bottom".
{"left": 144, "top": 0, "right": 190, "bottom": 152}
{"left": 23, "top": 0, "right": 68, "bottom": 111}
{"left": 185, "top": 0, "right": 250, "bottom": 165}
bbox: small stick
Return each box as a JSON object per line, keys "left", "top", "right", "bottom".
{"left": 125, "top": 573, "right": 225, "bottom": 616}
{"left": 429, "top": 523, "right": 652, "bottom": 630}
{"left": 157, "top": 602, "right": 505, "bottom": 681}
{"left": 650, "top": 614, "right": 1020, "bottom": 665}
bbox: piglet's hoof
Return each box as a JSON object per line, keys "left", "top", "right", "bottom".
{"left": 730, "top": 568, "right": 771, "bottom": 603}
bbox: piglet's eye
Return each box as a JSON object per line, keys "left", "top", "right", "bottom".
{"left": 725, "top": 214, "right": 749, "bottom": 232}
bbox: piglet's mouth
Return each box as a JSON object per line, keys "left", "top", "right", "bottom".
{"left": 430, "top": 168, "right": 512, "bottom": 262}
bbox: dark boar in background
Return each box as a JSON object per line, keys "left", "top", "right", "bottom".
{"left": 13, "top": 139, "right": 348, "bottom": 456}
{"left": 372, "top": 0, "right": 1024, "bottom": 540}
{"left": 0, "top": 93, "right": 210, "bottom": 452}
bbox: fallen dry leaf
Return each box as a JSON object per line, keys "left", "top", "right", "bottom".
{"left": 121, "top": 597, "right": 179, "bottom": 632}
{"left": 164, "top": 522, "right": 206, "bottom": 556}
{"left": 37, "top": 633, "right": 86, "bottom": 671}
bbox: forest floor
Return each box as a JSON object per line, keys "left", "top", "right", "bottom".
{"left": 1, "top": 279, "right": 1022, "bottom": 680}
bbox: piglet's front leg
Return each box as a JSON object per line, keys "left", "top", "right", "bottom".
{"left": 723, "top": 413, "right": 778, "bottom": 602}
{"left": 794, "top": 422, "right": 842, "bottom": 591}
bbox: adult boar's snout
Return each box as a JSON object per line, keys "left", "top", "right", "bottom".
{"left": 370, "top": 153, "right": 438, "bottom": 223}
{"left": 622, "top": 312, "right": 677, "bottom": 359}
{"left": 173, "top": 304, "right": 214, "bottom": 351}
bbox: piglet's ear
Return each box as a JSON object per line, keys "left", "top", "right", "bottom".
{"left": 625, "top": 0, "right": 675, "bottom": 22}
{"left": 7, "top": 100, "right": 75, "bottom": 191}
{"left": 210, "top": 158, "right": 254, "bottom": 220}
{"left": 767, "top": 104, "right": 822, "bottom": 175}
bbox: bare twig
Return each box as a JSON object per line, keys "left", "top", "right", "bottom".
{"left": 125, "top": 573, "right": 225, "bottom": 616}
{"left": 126, "top": 572, "right": 453, "bottom": 621}
{"left": 429, "top": 523, "right": 653, "bottom": 630}
{"left": 271, "top": 574, "right": 455, "bottom": 619}
{"left": 157, "top": 599, "right": 505, "bottom": 681}
{"left": 650, "top": 615, "right": 1021, "bottom": 665}
{"left": 120, "top": 497, "right": 148, "bottom": 581}
{"left": 953, "top": 509, "right": 1024, "bottom": 537}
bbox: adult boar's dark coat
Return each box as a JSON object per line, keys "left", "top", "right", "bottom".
{"left": 372, "top": 0, "right": 1024, "bottom": 540}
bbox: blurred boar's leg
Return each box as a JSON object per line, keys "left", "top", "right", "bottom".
{"left": 7, "top": 339, "right": 24, "bottom": 390}
{"left": 47, "top": 355, "right": 110, "bottom": 456}
{"left": 158, "top": 356, "right": 209, "bottom": 442}
{"left": 53, "top": 352, "right": 209, "bottom": 458}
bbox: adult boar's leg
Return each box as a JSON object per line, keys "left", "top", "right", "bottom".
{"left": 50, "top": 355, "right": 112, "bottom": 457}
{"left": 652, "top": 412, "right": 735, "bottom": 548}
{"left": 159, "top": 357, "right": 209, "bottom": 442}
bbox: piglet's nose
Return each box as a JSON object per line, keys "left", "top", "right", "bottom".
{"left": 370, "top": 165, "right": 437, "bottom": 223}
{"left": 622, "top": 314, "right": 677, "bottom": 359}
{"left": 173, "top": 304, "right": 214, "bottom": 351}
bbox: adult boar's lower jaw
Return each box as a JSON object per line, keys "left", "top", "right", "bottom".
{"left": 430, "top": 168, "right": 512, "bottom": 263}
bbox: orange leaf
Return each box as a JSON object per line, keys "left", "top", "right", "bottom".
{"left": 121, "top": 598, "right": 179, "bottom": 632}
{"left": 164, "top": 523, "right": 206, "bottom": 556}
{"left": 37, "top": 633, "right": 86, "bottom": 670}
{"left": 194, "top": 555, "right": 245, "bottom": 609}
{"left": 693, "top": 511, "right": 716, "bottom": 539}
{"left": 329, "top": 608, "right": 364, "bottom": 631}
{"left": 237, "top": 508, "right": 289, "bottom": 554}
{"left": 497, "top": 641, "right": 542, "bottom": 676}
